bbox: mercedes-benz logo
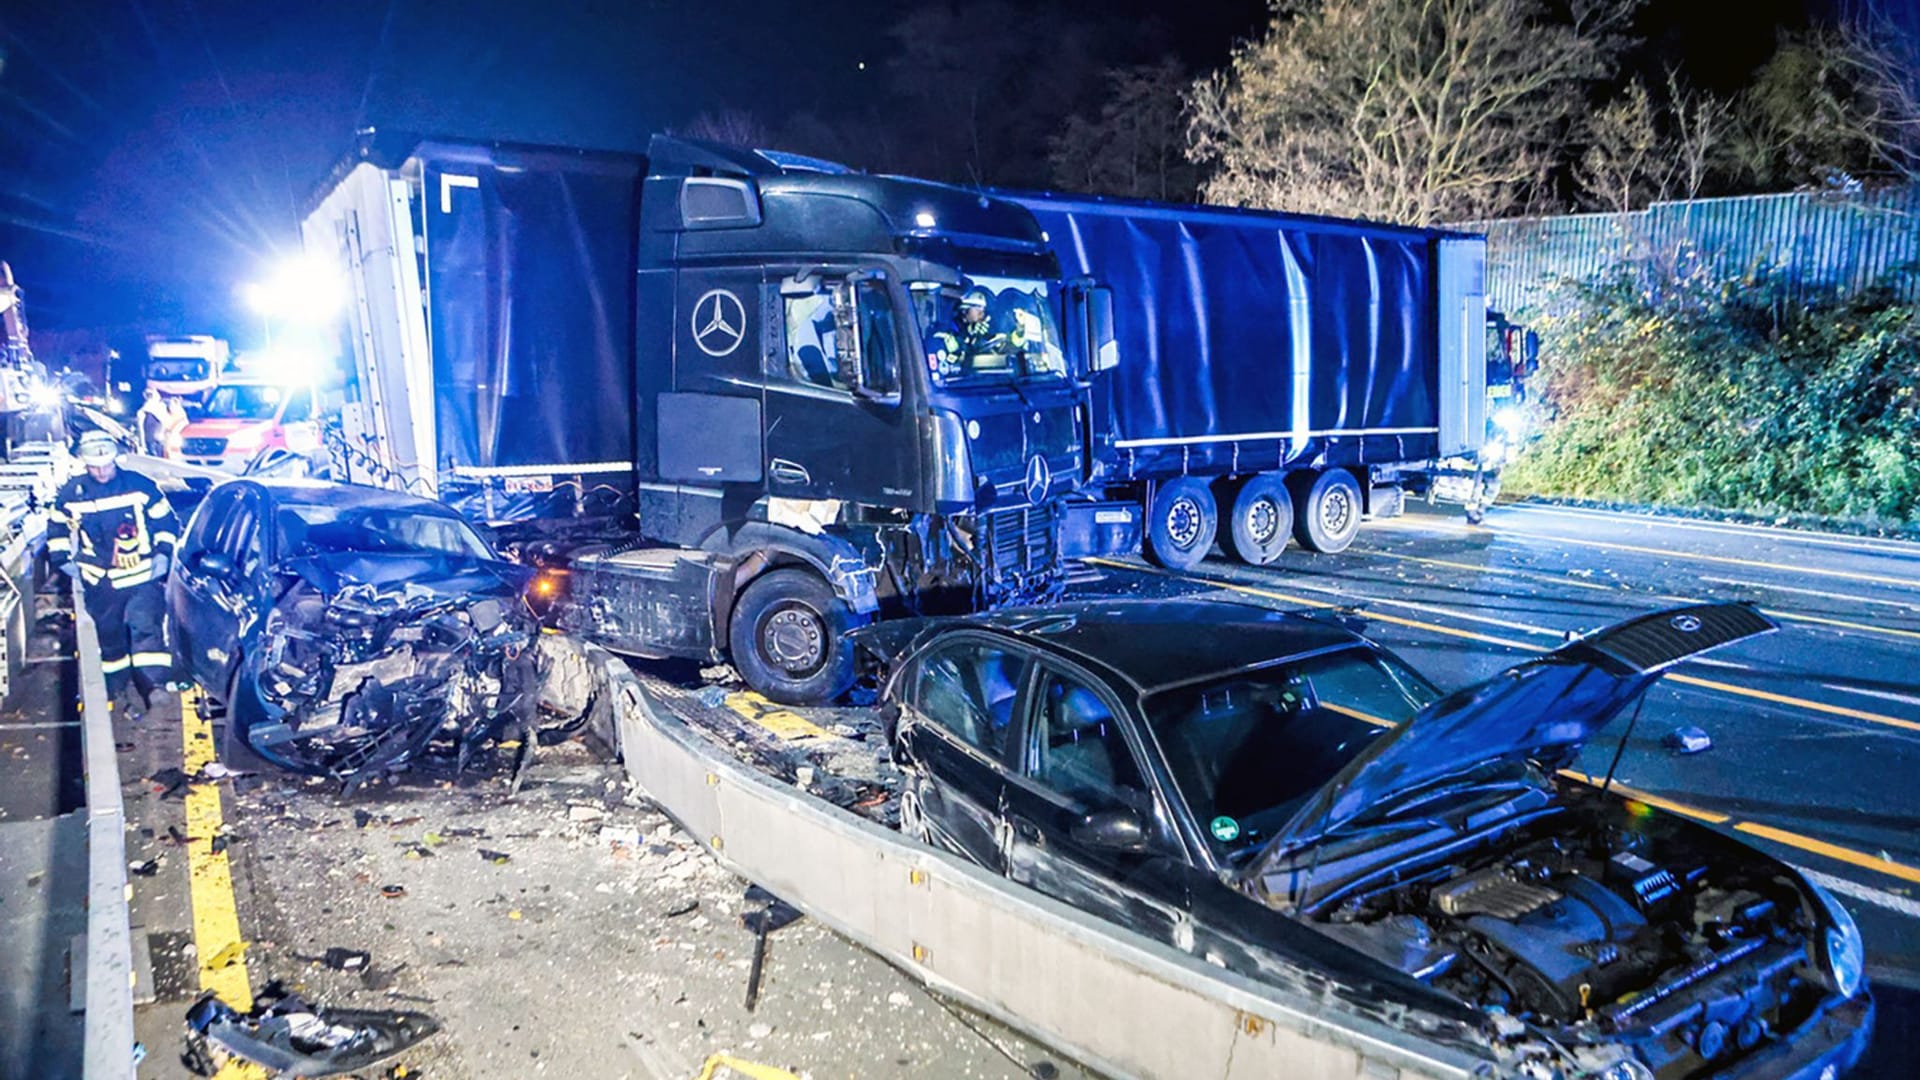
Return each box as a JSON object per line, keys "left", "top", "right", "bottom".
{"left": 1025, "top": 455, "right": 1052, "bottom": 504}
{"left": 691, "top": 288, "right": 746, "bottom": 357}
{"left": 1670, "top": 614, "right": 1703, "bottom": 633}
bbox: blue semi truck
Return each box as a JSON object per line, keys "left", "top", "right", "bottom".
{"left": 1010, "top": 191, "right": 1490, "bottom": 569}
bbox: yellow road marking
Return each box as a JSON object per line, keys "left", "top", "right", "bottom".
{"left": 723, "top": 691, "right": 832, "bottom": 740}
{"left": 1556, "top": 769, "right": 1733, "bottom": 824}
{"left": 181, "top": 689, "right": 269, "bottom": 1078}
{"left": 1734, "top": 822, "right": 1920, "bottom": 886}
{"left": 1664, "top": 673, "right": 1920, "bottom": 733}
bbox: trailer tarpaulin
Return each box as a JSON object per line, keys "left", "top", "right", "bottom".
{"left": 418, "top": 142, "right": 641, "bottom": 516}
{"left": 1010, "top": 193, "right": 1449, "bottom": 476}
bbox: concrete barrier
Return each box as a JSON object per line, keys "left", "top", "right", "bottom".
{"left": 605, "top": 652, "right": 1492, "bottom": 1080}
{"left": 74, "top": 581, "right": 137, "bottom": 1078}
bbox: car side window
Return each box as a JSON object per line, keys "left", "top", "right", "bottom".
{"left": 217, "top": 492, "right": 264, "bottom": 577}
{"left": 1025, "top": 671, "right": 1146, "bottom": 811}
{"left": 183, "top": 487, "right": 236, "bottom": 562}
{"left": 911, "top": 640, "right": 1027, "bottom": 761}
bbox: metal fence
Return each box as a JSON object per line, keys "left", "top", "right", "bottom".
{"left": 1464, "top": 185, "right": 1920, "bottom": 316}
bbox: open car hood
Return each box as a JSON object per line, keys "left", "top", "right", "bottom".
{"left": 1262, "top": 603, "right": 1776, "bottom": 859}
{"left": 284, "top": 551, "right": 531, "bottom": 601}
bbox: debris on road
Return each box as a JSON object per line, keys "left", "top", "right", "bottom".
{"left": 184, "top": 986, "right": 439, "bottom": 1077}
{"left": 741, "top": 885, "right": 804, "bottom": 1013}
{"left": 1663, "top": 724, "right": 1713, "bottom": 754}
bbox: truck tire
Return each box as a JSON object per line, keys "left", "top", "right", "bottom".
{"left": 1145, "top": 477, "right": 1217, "bottom": 570}
{"left": 1221, "top": 474, "right": 1293, "bottom": 566}
{"left": 1293, "top": 470, "right": 1363, "bottom": 554}
{"left": 728, "top": 568, "right": 863, "bottom": 706}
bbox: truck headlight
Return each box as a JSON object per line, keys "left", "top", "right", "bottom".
{"left": 1809, "top": 881, "right": 1865, "bottom": 999}
{"left": 1492, "top": 405, "right": 1528, "bottom": 436}
{"left": 28, "top": 382, "right": 64, "bottom": 410}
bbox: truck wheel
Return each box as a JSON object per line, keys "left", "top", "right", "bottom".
{"left": 1293, "top": 470, "right": 1363, "bottom": 554}
{"left": 1221, "top": 474, "right": 1293, "bottom": 566}
{"left": 728, "top": 568, "right": 862, "bottom": 706}
{"left": 1145, "top": 477, "right": 1218, "bottom": 570}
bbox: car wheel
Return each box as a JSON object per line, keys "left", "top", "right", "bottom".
{"left": 1293, "top": 469, "right": 1364, "bottom": 554}
{"left": 727, "top": 568, "right": 863, "bottom": 706}
{"left": 1220, "top": 474, "right": 1293, "bottom": 566}
{"left": 1144, "top": 477, "right": 1217, "bottom": 570}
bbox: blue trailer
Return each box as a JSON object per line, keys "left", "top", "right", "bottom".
{"left": 1009, "top": 191, "right": 1488, "bottom": 568}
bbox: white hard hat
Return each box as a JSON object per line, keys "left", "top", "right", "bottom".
{"left": 77, "top": 431, "right": 119, "bottom": 465}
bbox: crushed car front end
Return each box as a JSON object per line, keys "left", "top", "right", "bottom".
{"left": 235, "top": 553, "right": 542, "bottom": 781}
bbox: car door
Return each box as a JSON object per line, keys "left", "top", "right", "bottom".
{"left": 173, "top": 485, "right": 270, "bottom": 694}
{"left": 1003, "top": 663, "right": 1192, "bottom": 947}
{"left": 895, "top": 635, "right": 1032, "bottom": 872}
{"left": 169, "top": 485, "right": 241, "bottom": 688}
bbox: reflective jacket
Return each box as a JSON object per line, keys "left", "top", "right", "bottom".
{"left": 48, "top": 468, "right": 179, "bottom": 592}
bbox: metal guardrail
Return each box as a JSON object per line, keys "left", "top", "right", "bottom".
{"left": 74, "top": 577, "right": 137, "bottom": 1078}
{"left": 601, "top": 646, "right": 1486, "bottom": 1080}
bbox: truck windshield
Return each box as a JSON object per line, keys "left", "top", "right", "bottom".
{"left": 912, "top": 276, "right": 1068, "bottom": 387}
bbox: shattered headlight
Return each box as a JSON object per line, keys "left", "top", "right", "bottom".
{"left": 1809, "top": 881, "right": 1865, "bottom": 999}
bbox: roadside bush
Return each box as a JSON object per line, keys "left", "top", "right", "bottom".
{"left": 1504, "top": 269, "right": 1920, "bottom": 527}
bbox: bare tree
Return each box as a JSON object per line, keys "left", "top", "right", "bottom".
{"left": 1732, "top": 21, "right": 1920, "bottom": 188}
{"left": 1577, "top": 81, "right": 1671, "bottom": 213}
{"left": 1049, "top": 58, "right": 1198, "bottom": 201}
{"left": 1187, "top": 0, "right": 1639, "bottom": 225}
{"left": 674, "top": 109, "right": 774, "bottom": 149}
{"left": 1667, "top": 71, "right": 1737, "bottom": 200}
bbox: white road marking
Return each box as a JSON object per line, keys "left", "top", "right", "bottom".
{"left": 1496, "top": 504, "right": 1920, "bottom": 558}
{"left": 1821, "top": 684, "right": 1920, "bottom": 709}
{"left": 1799, "top": 868, "right": 1920, "bottom": 920}
{"left": 1698, "top": 576, "right": 1920, "bottom": 611}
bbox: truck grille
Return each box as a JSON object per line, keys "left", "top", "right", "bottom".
{"left": 181, "top": 437, "right": 227, "bottom": 457}
{"left": 981, "top": 505, "right": 1058, "bottom": 588}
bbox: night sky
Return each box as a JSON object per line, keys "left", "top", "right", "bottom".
{"left": 0, "top": 0, "right": 1831, "bottom": 342}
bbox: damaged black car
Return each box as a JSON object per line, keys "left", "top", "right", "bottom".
{"left": 879, "top": 598, "right": 1871, "bottom": 1080}
{"left": 167, "top": 478, "right": 544, "bottom": 781}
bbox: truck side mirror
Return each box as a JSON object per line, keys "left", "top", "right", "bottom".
{"left": 1523, "top": 329, "right": 1540, "bottom": 371}
{"left": 1088, "top": 287, "right": 1119, "bottom": 373}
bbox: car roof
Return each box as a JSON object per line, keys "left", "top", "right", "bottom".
{"left": 953, "top": 597, "right": 1371, "bottom": 696}
{"left": 246, "top": 478, "right": 461, "bottom": 517}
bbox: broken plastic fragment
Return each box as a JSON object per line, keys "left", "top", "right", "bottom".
{"left": 1663, "top": 725, "right": 1712, "bottom": 754}
{"left": 184, "top": 988, "right": 438, "bottom": 1078}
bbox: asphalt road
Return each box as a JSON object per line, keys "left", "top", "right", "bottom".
{"left": 1078, "top": 499, "right": 1920, "bottom": 1077}
{"left": 42, "top": 497, "right": 1919, "bottom": 1078}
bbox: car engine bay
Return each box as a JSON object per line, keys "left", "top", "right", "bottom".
{"left": 236, "top": 577, "right": 542, "bottom": 782}
{"left": 1305, "top": 790, "right": 1836, "bottom": 1076}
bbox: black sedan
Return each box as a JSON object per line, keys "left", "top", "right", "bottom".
{"left": 168, "top": 478, "right": 544, "bottom": 780}
{"left": 878, "top": 597, "right": 1871, "bottom": 1080}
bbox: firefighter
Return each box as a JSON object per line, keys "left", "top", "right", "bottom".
{"left": 48, "top": 430, "right": 179, "bottom": 719}
{"left": 929, "top": 287, "right": 1001, "bottom": 375}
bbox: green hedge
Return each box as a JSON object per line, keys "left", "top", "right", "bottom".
{"left": 1504, "top": 272, "right": 1920, "bottom": 527}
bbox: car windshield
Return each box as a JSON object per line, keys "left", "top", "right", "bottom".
{"left": 911, "top": 275, "right": 1068, "bottom": 386}
{"left": 204, "top": 384, "right": 286, "bottom": 420}
{"left": 276, "top": 503, "right": 492, "bottom": 560}
{"left": 1143, "top": 648, "right": 1439, "bottom": 863}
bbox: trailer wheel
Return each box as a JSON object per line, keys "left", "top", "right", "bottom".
{"left": 1221, "top": 474, "right": 1294, "bottom": 566}
{"left": 728, "top": 568, "right": 862, "bottom": 706}
{"left": 1145, "top": 477, "right": 1218, "bottom": 570}
{"left": 1293, "top": 470, "right": 1363, "bottom": 554}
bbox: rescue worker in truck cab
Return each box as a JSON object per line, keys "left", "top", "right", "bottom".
{"left": 49, "top": 431, "right": 178, "bottom": 720}
{"left": 929, "top": 286, "right": 1025, "bottom": 377}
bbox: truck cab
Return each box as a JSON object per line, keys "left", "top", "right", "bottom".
{"left": 302, "top": 134, "right": 1132, "bottom": 704}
